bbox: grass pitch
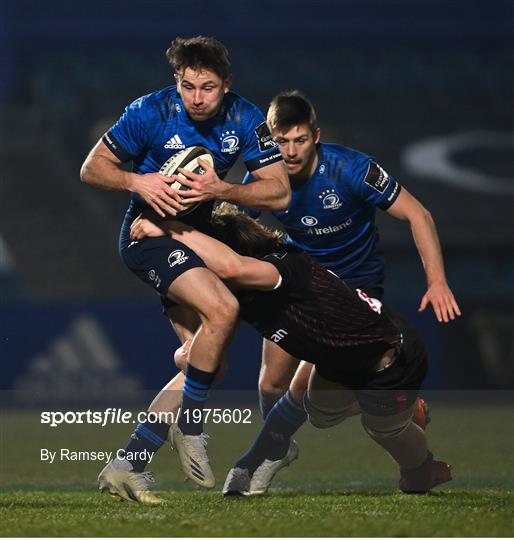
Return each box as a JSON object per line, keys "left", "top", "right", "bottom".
{"left": 2, "top": 489, "right": 513, "bottom": 537}
{"left": 1, "top": 401, "right": 513, "bottom": 536}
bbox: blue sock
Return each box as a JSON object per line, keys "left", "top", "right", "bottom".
{"left": 259, "top": 391, "right": 282, "bottom": 420}
{"left": 122, "top": 419, "right": 170, "bottom": 472}
{"left": 178, "top": 364, "right": 216, "bottom": 435}
{"left": 236, "top": 391, "right": 307, "bottom": 474}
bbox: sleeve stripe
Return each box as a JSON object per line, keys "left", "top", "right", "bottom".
{"left": 377, "top": 183, "right": 402, "bottom": 210}
{"left": 102, "top": 130, "right": 135, "bottom": 162}
{"left": 244, "top": 151, "right": 283, "bottom": 172}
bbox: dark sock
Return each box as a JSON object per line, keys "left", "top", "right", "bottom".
{"left": 122, "top": 419, "right": 170, "bottom": 472}
{"left": 259, "top": 391, "right": 282, "bottom": 420}
{"left": 177, "top": 364, "right": 216, "bottom": 435}
{"left": 402, "top": 451, "right": 433, "bottom": 473}
{"left": 236, "top": 391, "right": 307, "bottom": 474}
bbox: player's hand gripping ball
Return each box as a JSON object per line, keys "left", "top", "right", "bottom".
{"left": 159, "top": 146, "right": 214, "bottom": 217}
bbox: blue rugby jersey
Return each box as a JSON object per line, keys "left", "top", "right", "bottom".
{"left": 243, "top": 143, "right": 401, "bottom": 291}
{"left": 102, "top": 86, "right": 282, "bottom": 249}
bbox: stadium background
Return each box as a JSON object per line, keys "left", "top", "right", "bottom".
{"left": 1, "top": 0, "right": 512, "bottom": 401}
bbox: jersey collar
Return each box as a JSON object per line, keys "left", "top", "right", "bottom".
{"left": 314, "top": 143, "right": 327, "bottom": 177}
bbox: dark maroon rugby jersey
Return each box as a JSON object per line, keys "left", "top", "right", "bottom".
{"left": 237, "top": 251, "right": 402, "bottom": 367}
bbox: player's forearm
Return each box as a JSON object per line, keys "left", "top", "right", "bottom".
{"left": 218, "top": 178, "right": 291, "bottom": 211}
{"left": 165, "top": 223, "right": 246, "bottom": 282}
{"left": 231, "top": 257, "right": 281, "bottom": 290}
{"left": 80, "top": 154, "right": 136, "bottom": 193}
{"left": 410, "top": 209, "right": 448, "bottom": 286}
{"left": 165, "top": 223, "right": 279, "bottom": 290}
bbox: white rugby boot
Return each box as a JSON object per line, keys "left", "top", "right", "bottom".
{"left": 222, "top": 467, "right": 251, "bottom": 496}
{"left": 249, "top": 440, "right": 299, "bottom": 495}
{"left": 171, "top": 425, "right": 215, "bottom": 488}
{"left": 98, "top": 458, "right": 161, "bottom": 504}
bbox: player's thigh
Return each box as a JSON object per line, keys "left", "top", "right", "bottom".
{"left": 168, "top": 267, "right": 238, "bottom": 324}
{"left": 304, "top": 366, "right": 357, "bottom": 428}
{"left": 307, "top": 366, "right": 356, "bottom": 411}
{"left": 259, "top": 339, "right": 301, "bottom": 390}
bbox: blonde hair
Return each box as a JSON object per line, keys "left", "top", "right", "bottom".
{"left": 212, "top": 203, "right": 286, "bottom": 258}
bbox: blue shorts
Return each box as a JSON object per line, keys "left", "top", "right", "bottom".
{"left": 120, "top": 236, "right": 206, "bottom": 297}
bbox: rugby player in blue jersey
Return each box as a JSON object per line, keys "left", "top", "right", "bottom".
{"left": 80, "top": 36, "right": 290, "bottom": 502}
{"left": 240, "top": 91, "right": 460, "bottom": 493}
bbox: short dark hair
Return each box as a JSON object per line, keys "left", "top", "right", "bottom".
{"left": 166, "top": 36, "right": 231, "bottom": 80}
{"left": 267, "top": 90, "right": 318, "bottom": 133}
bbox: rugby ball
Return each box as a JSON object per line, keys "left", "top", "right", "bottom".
{"left": 159, "top": 146, "right": 215, "bottom": 217}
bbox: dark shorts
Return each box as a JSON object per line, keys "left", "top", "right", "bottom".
{"left": 120, "top": 236, "right": 206, "bottom": 298}
{"left": 316, "top": 315, "right": 428, "bottom": 417}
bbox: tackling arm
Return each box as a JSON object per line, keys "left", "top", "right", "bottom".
{"left": 386, "top": 188, "right": 461, "bottom": 322}
{"left": 130, "top": 217, "right": 281, "bottom": 290}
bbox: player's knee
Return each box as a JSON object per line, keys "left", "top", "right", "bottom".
{"left": 218, "top": 293, "right": 239, "bottom": 321}
{"left": 361, "top": 414, "right": 412, "bottom": 440}
{"left": 174, "top": 352, "right": 186, "bottom": 372}
{"left": 258, "top": 373, "right": 290, "bottom": 396}
{"left": 203, "top": 294, "right": 239, "bottom": 327}
{"left": 212, "top": 298, "right": 239, "bottom": 335}
{"left": 174, "top": 340, "right": 191, "bottom": 371}
{"left": 303, "top": 392, "right": 352, "bottom": 429}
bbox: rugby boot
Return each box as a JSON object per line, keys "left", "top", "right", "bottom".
{"left": 98, "top": 458, "right": 162, "bottom": 504}
{"left": 249, "top": 440, "right": 299, "bottom": 495}
{"left": 399, "top": 451, "right": 452, "bottom": 493}
{"left": 171, "top": 424, "right": 215, "bottom": 488}
{"left": 222, "top": 467, "right": 251, "bottom": 496}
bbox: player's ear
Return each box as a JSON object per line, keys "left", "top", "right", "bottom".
{"left": 174, "top": 73, "right": 181, "bottom": 93}
{"left": 313, "top": 128, "right": 321, "bottom": 144}
{"left": 223, "top": 74, "right": 233, "bottom": 93}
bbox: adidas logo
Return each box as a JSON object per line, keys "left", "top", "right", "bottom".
{"left": 189, "top": 456, "right": 206, "bottom": 481}
{"left": 164, "top": 134, "right": 185, "bottom": 149}
{"left": 13, "top": 315, "right": 142, "bottom": 404}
